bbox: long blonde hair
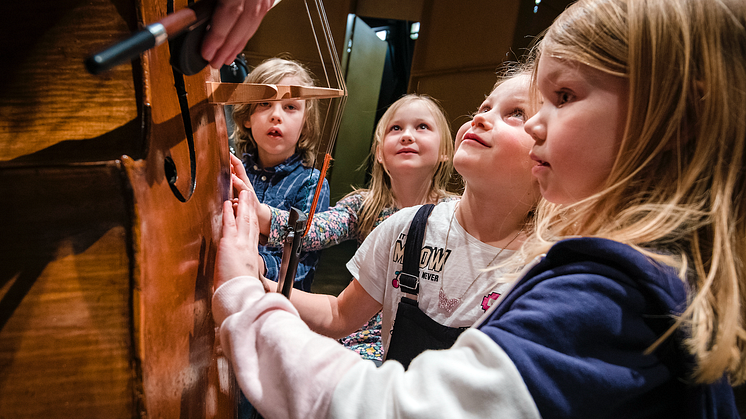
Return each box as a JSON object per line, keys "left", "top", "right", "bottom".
{"left": 231, "top": 57, "right": 321, "bottom": 166}
{"left": 354, "top": 94, "right": 456, "bottom": 240}
{"left": 523, "top": 0, "right": 746, "bottom": 384}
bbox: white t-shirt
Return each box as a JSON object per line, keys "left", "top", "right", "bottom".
{"left": 347, "top": 200, "right": 516, "bottom": 353}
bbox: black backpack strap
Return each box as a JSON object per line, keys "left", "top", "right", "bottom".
{"left": 397, "top": 204, "right": 435, "bottom": 297}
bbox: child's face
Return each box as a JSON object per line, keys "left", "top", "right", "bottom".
{"left": 246, "top": 75, "right": 306, "bottom": 167}
{"left": 525, "top": 56, "right": 628, "bottom": 205}
{"left": 377, "top": 101, "right": 444, "bottom": 178}
{"left": 454, "top": 75, "right": 537, "bottom": 192}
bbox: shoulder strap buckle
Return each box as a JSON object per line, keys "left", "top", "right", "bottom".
{"left": 397, "top": 271, "right": 420, "bottom": 294}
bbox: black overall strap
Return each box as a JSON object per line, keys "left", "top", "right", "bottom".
{"left": 397, "top": 204, "right": 435, "bottom": 296}
{"left": 385, "top": 203, "right": 467, "bottom": 368}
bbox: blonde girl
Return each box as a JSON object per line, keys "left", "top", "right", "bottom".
{"left": 523, "top": 0, "right": 746, "bottom": 386}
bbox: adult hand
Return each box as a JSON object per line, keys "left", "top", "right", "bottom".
{"left": 215, "top": 190, "right": 264, "bottom": 290}
{"left": 201, "top": 0, "right": 275, "bottom": 69}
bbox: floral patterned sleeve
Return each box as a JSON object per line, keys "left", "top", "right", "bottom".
{"left": 267, "top": 193, "right": 365, "bottom": 252}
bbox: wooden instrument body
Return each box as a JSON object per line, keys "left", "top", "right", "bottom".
{"left": 0, "top": 0, "right": 234, "bottom": 417}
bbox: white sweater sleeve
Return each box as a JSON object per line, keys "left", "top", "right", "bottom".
{"left": 212, "top": 276, "right": 364, "bottom": 419}
{"left": 213, "top": 277, "right": 541, "bottom": 419}
{"left": 329, "top": 329, "right": 542, "bottom": 419}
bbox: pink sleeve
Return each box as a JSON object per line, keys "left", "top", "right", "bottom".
{"left": 212, "top": 277, "right": 365, "bottom": 419}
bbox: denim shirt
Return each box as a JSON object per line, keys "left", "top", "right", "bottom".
{"left": 243, "top": 152, "right": 330, "bottom": 292}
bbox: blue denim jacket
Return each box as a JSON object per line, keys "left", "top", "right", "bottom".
{"left": 243, "top": 152, "right": 330, "bottom": 292}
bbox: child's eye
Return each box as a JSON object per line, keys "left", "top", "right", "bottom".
{"left": 556, "top": 91, "right": 573, "bottom": 108}
{"left": 478, "top": 105, "right": 491, "bottom": 114}
{"left": 285, "top": 104, "right": 297, "bottom": 110}
{"left": 257, "top": 102, "right": 270, "bottom": 107}
{"left": 417, "top": 123, "right": 430, "bottom": 130}
{"left": 507, "top": 108, "right": 526, "bottom": 121}
{"left": 390, "top": 125, "right": 402, "bottom": 132}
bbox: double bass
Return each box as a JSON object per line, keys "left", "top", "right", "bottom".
{"left": 0, "top": 0, "right": 345, "bottom": 417}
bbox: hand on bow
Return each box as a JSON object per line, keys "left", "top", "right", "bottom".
{"left": 201, "top": 0, "right": 275, "bottom": 69}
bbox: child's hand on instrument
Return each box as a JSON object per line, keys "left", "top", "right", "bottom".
{"left": 215, "top": 190, "right": 264, "bottom": 291}
{"left": 229, "top": 153, "right": 272, "bottom": 238}
{"left": 230, "top": 153, "right": 254, "bottom": 200}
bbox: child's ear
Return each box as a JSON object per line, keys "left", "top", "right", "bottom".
{"left": 376, "top": 146, "right": 384, "bottom": 164}
{"left": 243, "top": 120, "right": 251, "bottom": 129}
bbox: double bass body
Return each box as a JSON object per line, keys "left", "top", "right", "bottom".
{"left": 0, "top": 0, "right": 234, "bottom": 417}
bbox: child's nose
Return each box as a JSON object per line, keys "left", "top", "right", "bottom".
{"left": 472, "top": 112, "right": 492, "bottom": 130}
{"left": 400, "top": 128, "right": 415, "bottom": 143}
{"left": 524, "top": 113, "right": 545, "bottom": 143}
{"left": 269, "top": 104, "right": 283, "bottom": 121}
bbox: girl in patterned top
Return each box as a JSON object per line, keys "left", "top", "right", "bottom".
{"left": 231, "top": 93, "right": 458, "bottom": 363}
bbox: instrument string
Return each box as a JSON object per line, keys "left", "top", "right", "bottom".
{"left": 302, "top": 0, "right": 347, "bottom": 236}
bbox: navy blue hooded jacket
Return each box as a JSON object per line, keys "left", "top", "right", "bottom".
{"left": 478, "top": 237, "right": 740, "bottom": 419}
